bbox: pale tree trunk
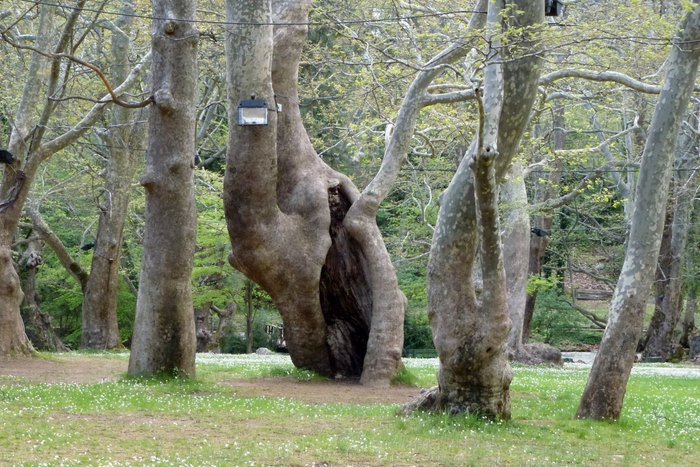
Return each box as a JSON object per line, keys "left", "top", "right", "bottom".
{"left": 224, "top": 0, "right": 411, "bottom": 385}
{"left": 0, "top": 3, "right": 150, "bottom": 357}
{"left": 405, "top": 0, "right": 543, "bottom": 419}
{"left": 642, "top": 104, "right": 700, "bottom": 359}
{"left": 128, "top": 0, "right": 198, "bottom": 377}
{"left": 82, "top": 0, "right": 142, "bottom": 349}
{"left": 577, "top": 6, "right": 700, "bottom": 420}
{"left": 501, "top": 162, "right": 529, "bottom": 357}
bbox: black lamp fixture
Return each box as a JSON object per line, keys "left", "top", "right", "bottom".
{"left": 545, "top": 0, "right": 563, "bottom": 16}
{"left": 237, "top": 96, "right": 269, "bottom": 126}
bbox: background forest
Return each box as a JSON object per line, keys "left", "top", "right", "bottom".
{"left": 1, "top": 0, "right": 698, "bottom": 359}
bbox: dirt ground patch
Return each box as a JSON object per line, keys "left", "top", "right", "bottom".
{"left": 224, "top": 377, "right": 421, "bottom": 405}
{"left": 0, "top": 355, "right": 422, "bottom": 405}
{"left": 0, "top": 355, "right": 127, "bottom": 384}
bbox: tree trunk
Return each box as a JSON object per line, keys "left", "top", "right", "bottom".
{"left": 406, "top": 0, "right": 543, "bottom": 419}
{"left": 223, "top": 0, "right": 405, "bottom": 385}
{"left": 20, "top": 238, "right": 68, "bottom": 352}
{"left": 0, "top": 3, "right": 150, "bottom": 357}
{"left": 82, "top": 1, "right": 141, "bottom": 349}
{"left": 680, "top": 289, "right": 696, "bottom": 348}
{"left": 643, "top": 104, "right": 700, "bottom": 359}
{"left": 577, "top": 5, "right": 700, "bottom": 420}
{"left": 128, "top": 0, "right": 198, "bottom": 377}
{"left": 245, "top": 280, "right": 254, "bottom": 354}
{"left": 501, "top": 161, "right": 530, "bottom": 357}
{"left": 522, "top": 106, "right": 565, "bottom": 343}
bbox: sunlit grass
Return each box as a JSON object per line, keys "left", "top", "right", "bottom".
{"left": 0, "top": 353, "right": 698, "bottom": 465}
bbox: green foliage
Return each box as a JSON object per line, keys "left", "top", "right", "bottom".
{"left": 402, "top": 310, "right": 435, "bottom": 355}
{"left": 219, "top": 320, "right": 275, "bottom": 354}
{"left": 530, "top": 287, "right": 602, "bottom": 347}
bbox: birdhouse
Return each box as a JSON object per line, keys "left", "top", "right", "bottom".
{"left": 237, "top": 97, "right": 269, "bottom": 126}
{"left": 545, "top": 0, "right": 563, "bottom": 16}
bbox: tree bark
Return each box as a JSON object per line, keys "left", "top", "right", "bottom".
{"left": 577, "top": 5, "right": 700, "bottom": 420}
{"left": 643, "top": 103, "right": 700, "bottom": 359}
{"left": 19, "top": 238, "right": 68, "bottom": 352}
{"left": 82, "top": 0, "right": 142, "bottom": 350}
{"left": 223, "top": 0, "right": 407, "bottom": 386}
{"left": 0, "top": 3, "right": 150, "bottom": 357}
{"left": 406, "top": 0, "right": 543, "bottom": 419}
{"left": 128, "top": 0, "right": 198, "bottom": 377}
{"left": 501, "top": 161, "right": 529, "bottom": 357}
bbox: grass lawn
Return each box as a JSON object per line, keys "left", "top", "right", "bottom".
{"left": 0, "top": 353, "right": 698, "bottom": 465}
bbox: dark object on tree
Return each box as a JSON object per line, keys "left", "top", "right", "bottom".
{"left": 237, "top": 97, "right": 269, "bottom": 126}
{"left": 545, "top": 0, "right": 563, "bottom": 16}
{"left": 0, "top": 150, "right": 14, "bottom": 164}
{"left": 531, "top": 227, "right": 550, "bottom": 237}
{"left": 80, "top": 242, "right": 95, "bottom": 251}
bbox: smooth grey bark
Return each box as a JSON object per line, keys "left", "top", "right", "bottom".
{"left": 128, "top": 0, "right": 198, "bottom": 377}
{"left": 224, "top": 0, "right": 407, "bottom": 386}
{"left": 643, "top": 104, "right": 700, "bottom": 359}
{"left": 577, "top": 5, "right": 700, "bottom": 420}
{"left": 81, "top": 0, "right": 142, "bottom": 350}
{"left": 501, "top": 161, "right": 529, "bottom": 356}
{"left": 404, "top": 0, "right": 543, "bottom": 419}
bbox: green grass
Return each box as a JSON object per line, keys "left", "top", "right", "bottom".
{"left": 0, "top": 354, "right": 698, "bottom": 465}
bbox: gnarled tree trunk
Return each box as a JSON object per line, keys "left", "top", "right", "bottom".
{"left": 223, "top": 0, "right": 404, "bottom": 386}
{"left": 405, "top": 0, "right": 543, "bottom": 419}
{"left": 128, "top": 0, "right": 198, "bottom": 377}
{"left": 577, "top": 5, "right": 700, "bottom": 420}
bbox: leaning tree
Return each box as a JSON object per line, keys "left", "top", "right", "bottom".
{"left": 577, "top": 4, "right": 700, "bottom": 420}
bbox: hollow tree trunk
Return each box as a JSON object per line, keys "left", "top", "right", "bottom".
{"left": 82, "top": 1, "right": 141, "bottom": 349}
{"left": 224, "top": 0, "right": 404, "bottom": 386}
{"left": 407, "top": 0, "right": 542, "bottom": 419}
{"left": 577, "top": 5, "right": 700, "bottom": 420}
{"left": 128, "top": 0, "right": 198, "bottom": 377}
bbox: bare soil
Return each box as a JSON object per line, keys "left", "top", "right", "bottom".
{"left": 0, "top": 355, "right": 422, "bottom": 405}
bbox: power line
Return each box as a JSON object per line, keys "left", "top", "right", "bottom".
{"left": 16, "top": 0, "right": 482, "bottom": 27}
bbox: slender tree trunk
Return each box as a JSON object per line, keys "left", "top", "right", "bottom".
{"left": 82, "top": 0, "right": 141, "bottom": 349}
{"left": 577, "top": 5, "right": 700, "bottom": 420}
{"left": 522, "top": 107, "right": 565, "bottom": 342}
{"left": 128, "top": 0, "right": 198, "bottom": 377}
{"left": 502, "top": 162, "right": 529, "bottom": 356}
{"left": 245, "top": 280, "right": 254, "bottom": 354}
{"left": 680, "top": 289, "right": 696, "bottom": 348}
{"left": 643, "top": 104, "right": 700, "bottom": 359}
